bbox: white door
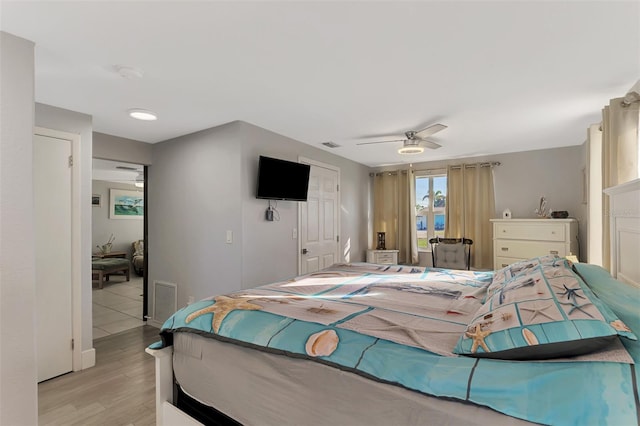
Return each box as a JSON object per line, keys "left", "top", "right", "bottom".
{"left": 300, "top": 162, "right": 339, "bottom": 274}
{"left": 34, "top": 133, "right": 73, "bottom": 382}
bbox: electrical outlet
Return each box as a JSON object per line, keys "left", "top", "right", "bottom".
{"left": 188, "top": 296, "right": 195, "bottom": 305}
{"left": 292, "top": 228, "right": 297, "bottom": 239}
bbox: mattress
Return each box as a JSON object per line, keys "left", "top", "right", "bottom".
{"left": 173, "top": 332, "right": 533, "bottom": 426}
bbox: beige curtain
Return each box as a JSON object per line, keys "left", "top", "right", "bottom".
{"left": 444, "top": 164, "right": 496, "bottom": 269}
{"left": 601, "top": 97, "right": 640, "bottom": 270}
{"left": 372, "top": 170, "right": 418, "bottom": 264}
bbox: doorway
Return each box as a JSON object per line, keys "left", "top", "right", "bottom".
{"left": 299, "top": 158, "right": 340, "bottom": 274}
{"left": 91, "top": 159, "right": 147, "bottom": 338}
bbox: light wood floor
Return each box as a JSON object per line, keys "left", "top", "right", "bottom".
{"left": 38, "top": 325, "right": 161, "bottom": 425}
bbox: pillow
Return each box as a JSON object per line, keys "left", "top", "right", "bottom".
{"left": 486, "top": 255, "right": 561, "bottom": 302}
{"left": 454, "top": 258, "right": 636, "bottom": 360}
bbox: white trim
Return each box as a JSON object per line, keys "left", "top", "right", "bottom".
{"left": 81, "top": 348, "right": 96, "bottom": 369}
{"left": 297, "top": 157, "right": 341, "bottom": 274}
{"left": 34, "top": 127, "right": 84, "bottom": 373}
{"left": 604, "top": 178, "right": 640, "bottom": 287}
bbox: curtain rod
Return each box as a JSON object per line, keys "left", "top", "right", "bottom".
{"left": 369, "top": 170, "right": 410, "bottom": 177}
{"left": 370, "top": 161, "right": 501, "bottom": 177}
{"left": 448, "top": 161, "right": 501, "bottom": 170}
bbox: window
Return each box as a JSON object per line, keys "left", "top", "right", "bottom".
{"left": 415, "top": 173, "right": 447, "bottom": 250}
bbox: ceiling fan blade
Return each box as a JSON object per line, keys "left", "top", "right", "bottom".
{"left": 356, "top": 139, "right": 405, "bottom": 146}
{"left": 419, "top": 139, "right": 442, "bottom": 149}
{"left": 415, "top": 123, "right": 447, "bottom": 139}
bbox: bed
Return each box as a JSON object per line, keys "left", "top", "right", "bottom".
{"left": 146, "top": 181, "right": 640, "bottom": 426}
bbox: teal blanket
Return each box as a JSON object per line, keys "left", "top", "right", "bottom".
{"left": 155, "top": 263, "right": 640, "bottom": 425}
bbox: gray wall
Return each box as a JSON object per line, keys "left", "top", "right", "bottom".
{"left": 93, "top": 132, "right": 152, "bottom": 166}
{"left": 373, "top": 144, "right": 588, "bottom": 262}
{"left": 238, "top": 121, "right": 371, "bottom": 288}
{"left": 148, "top": 121, "right": 370, "bottom": 313}
{"left": 92, "top": 180, "right": 144, "bottom": 257}
{"left": 0, "top": 31, "right": 38, "bottom": 425}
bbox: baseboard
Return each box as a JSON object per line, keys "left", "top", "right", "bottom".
{"left": 82, "top": 348, "right": 95, "bottom": 370}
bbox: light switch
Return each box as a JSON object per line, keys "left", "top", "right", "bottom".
{"left": 292, "top": 228, "right": 297, "bottom": 239}
{"left": 226, "top": 230, "right": 233, "bottom": 244}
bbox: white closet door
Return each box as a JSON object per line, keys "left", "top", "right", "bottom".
{"left": 34, "top": 133, "right": 73, "bottom": 382}
{"left": 300, "top": 163, "right": 339, "bottom": 274}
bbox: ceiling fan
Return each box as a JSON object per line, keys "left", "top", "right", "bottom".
{"left": 115, "top": 165, "right": 144, "bottom": 187}
{"left": 356, "top": 123, "right": 447, "bottom": 154}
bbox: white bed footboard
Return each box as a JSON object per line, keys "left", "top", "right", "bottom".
{"left": 145, "top": 346, "right": 203, "bottom": 426}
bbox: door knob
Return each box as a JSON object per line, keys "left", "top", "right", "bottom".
{"left": 302, "top": 248, "right": 308, "bottom": 255}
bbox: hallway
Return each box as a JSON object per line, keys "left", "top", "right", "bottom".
{"left": 92, "top": 275, "right": 144, "bottom": 339}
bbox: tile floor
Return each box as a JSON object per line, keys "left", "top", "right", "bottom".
{"left": 92, "top": 275, "right": 145, "bottom": 339}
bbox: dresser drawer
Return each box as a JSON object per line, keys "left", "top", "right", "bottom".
{"left": 494, "top": 256, "right": 527, "bottom": 269}
{"left": 494, "top": 239, "right": 567, "bottom": 259}
{"left": 494, "top": 222, "right": 566, "bottom": 242}
{"left": 375, "top": 253, "right": 395, "bottom": 264}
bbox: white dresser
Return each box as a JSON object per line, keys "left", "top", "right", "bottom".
{"left": 491, "top": 218, "right": 578, "bottom": 270}
{"left": 366, "top": 249, "right": 399, "bottom": 265}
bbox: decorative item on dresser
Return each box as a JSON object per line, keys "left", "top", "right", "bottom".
{"left": 366, "top": 249, "right": 399, "bottom": 264}
{"left": 490, "top": 218, "right": 578, "bottom": 270}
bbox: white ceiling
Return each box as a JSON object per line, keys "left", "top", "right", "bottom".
{"left": 1, "top": 1, "right": 638, "bottom": 167}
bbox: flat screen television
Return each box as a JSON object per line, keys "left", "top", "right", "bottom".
{"left": 256, "top": 156, "right": 311, "bottom": 201}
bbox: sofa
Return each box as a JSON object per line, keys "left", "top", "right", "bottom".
{"left": 132, "top": 239, "right": 144, "bottom": 276}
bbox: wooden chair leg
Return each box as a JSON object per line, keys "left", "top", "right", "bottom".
{"left": 98, "top": 270, "right": 104, "bottom": 289}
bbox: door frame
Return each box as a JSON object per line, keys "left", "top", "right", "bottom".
{"left": 34, "top": 127, "right": 82, "bottom": 372}
{"left": 297, "top": 156, "right": 341, "bottom": 275}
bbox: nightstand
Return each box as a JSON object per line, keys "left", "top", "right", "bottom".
{"left": 366, "top": 249, "right": 399, "bottom": 265}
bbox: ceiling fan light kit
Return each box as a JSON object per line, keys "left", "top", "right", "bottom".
{"left": 398, "top": 145, "right": 424, "bottom": 155}
{"left": 134, "top": 171, "right": 144, "bottom": 188}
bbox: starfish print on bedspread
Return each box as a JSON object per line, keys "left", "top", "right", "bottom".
{"left": 352, "top": 313, "right": 462, "bottom": 350}
{"left": 519, "top": 301, "right": 557, "bottom": 322}
{"left": 186, "top": 295, "right": 262, "bottom": 333}
{"left": 558, "top": 300, "right": 594, "bottom": 318}
{"left": 465, "top": 323, "right": 491, "bottom": 354}
{"left": 557, "top": 284, "right": 586, "bottom": 304}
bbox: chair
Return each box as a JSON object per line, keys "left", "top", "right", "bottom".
{"left": 132, "top": 239, "right": 144, "bottom": 276}
{"left": 428, "top": 237, "right": 473, "bottom": 270}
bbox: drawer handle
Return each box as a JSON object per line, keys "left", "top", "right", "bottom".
{"left": 501, "top": 264, "right": 508, "bottom": 267}
{"left": 502, "top": 230, "right": 506, "bottom": 233}
{"left": 550, "top": 250, "right": 559, "bottom": 255}
{"left": 501, "top": 247, "right": 509, "bottom": 251}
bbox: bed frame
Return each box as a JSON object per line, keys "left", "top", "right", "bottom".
{"left": 146, "top": 179, "right": 640, "bottom": 426}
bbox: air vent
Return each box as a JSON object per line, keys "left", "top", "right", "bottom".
{"left": 322, "top": 141, "right": 341, "bottom": 148}
{"left": 116, "top": 166, "right": 138, "bottom": 171}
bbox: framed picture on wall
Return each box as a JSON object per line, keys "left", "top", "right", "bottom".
{"left": 92, "top": 194, "right": 101, "bottom": 207}
{"left": 109, "top": 188, "right": 144, "bottom": 219}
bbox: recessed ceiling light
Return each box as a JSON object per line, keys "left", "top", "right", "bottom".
{"left": 128, "top": 109, "right": 157, "bottom": 121}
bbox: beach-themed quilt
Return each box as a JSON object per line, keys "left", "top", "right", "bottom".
{"left": 154, "top": 262, "right": 640, "bottom": 425}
